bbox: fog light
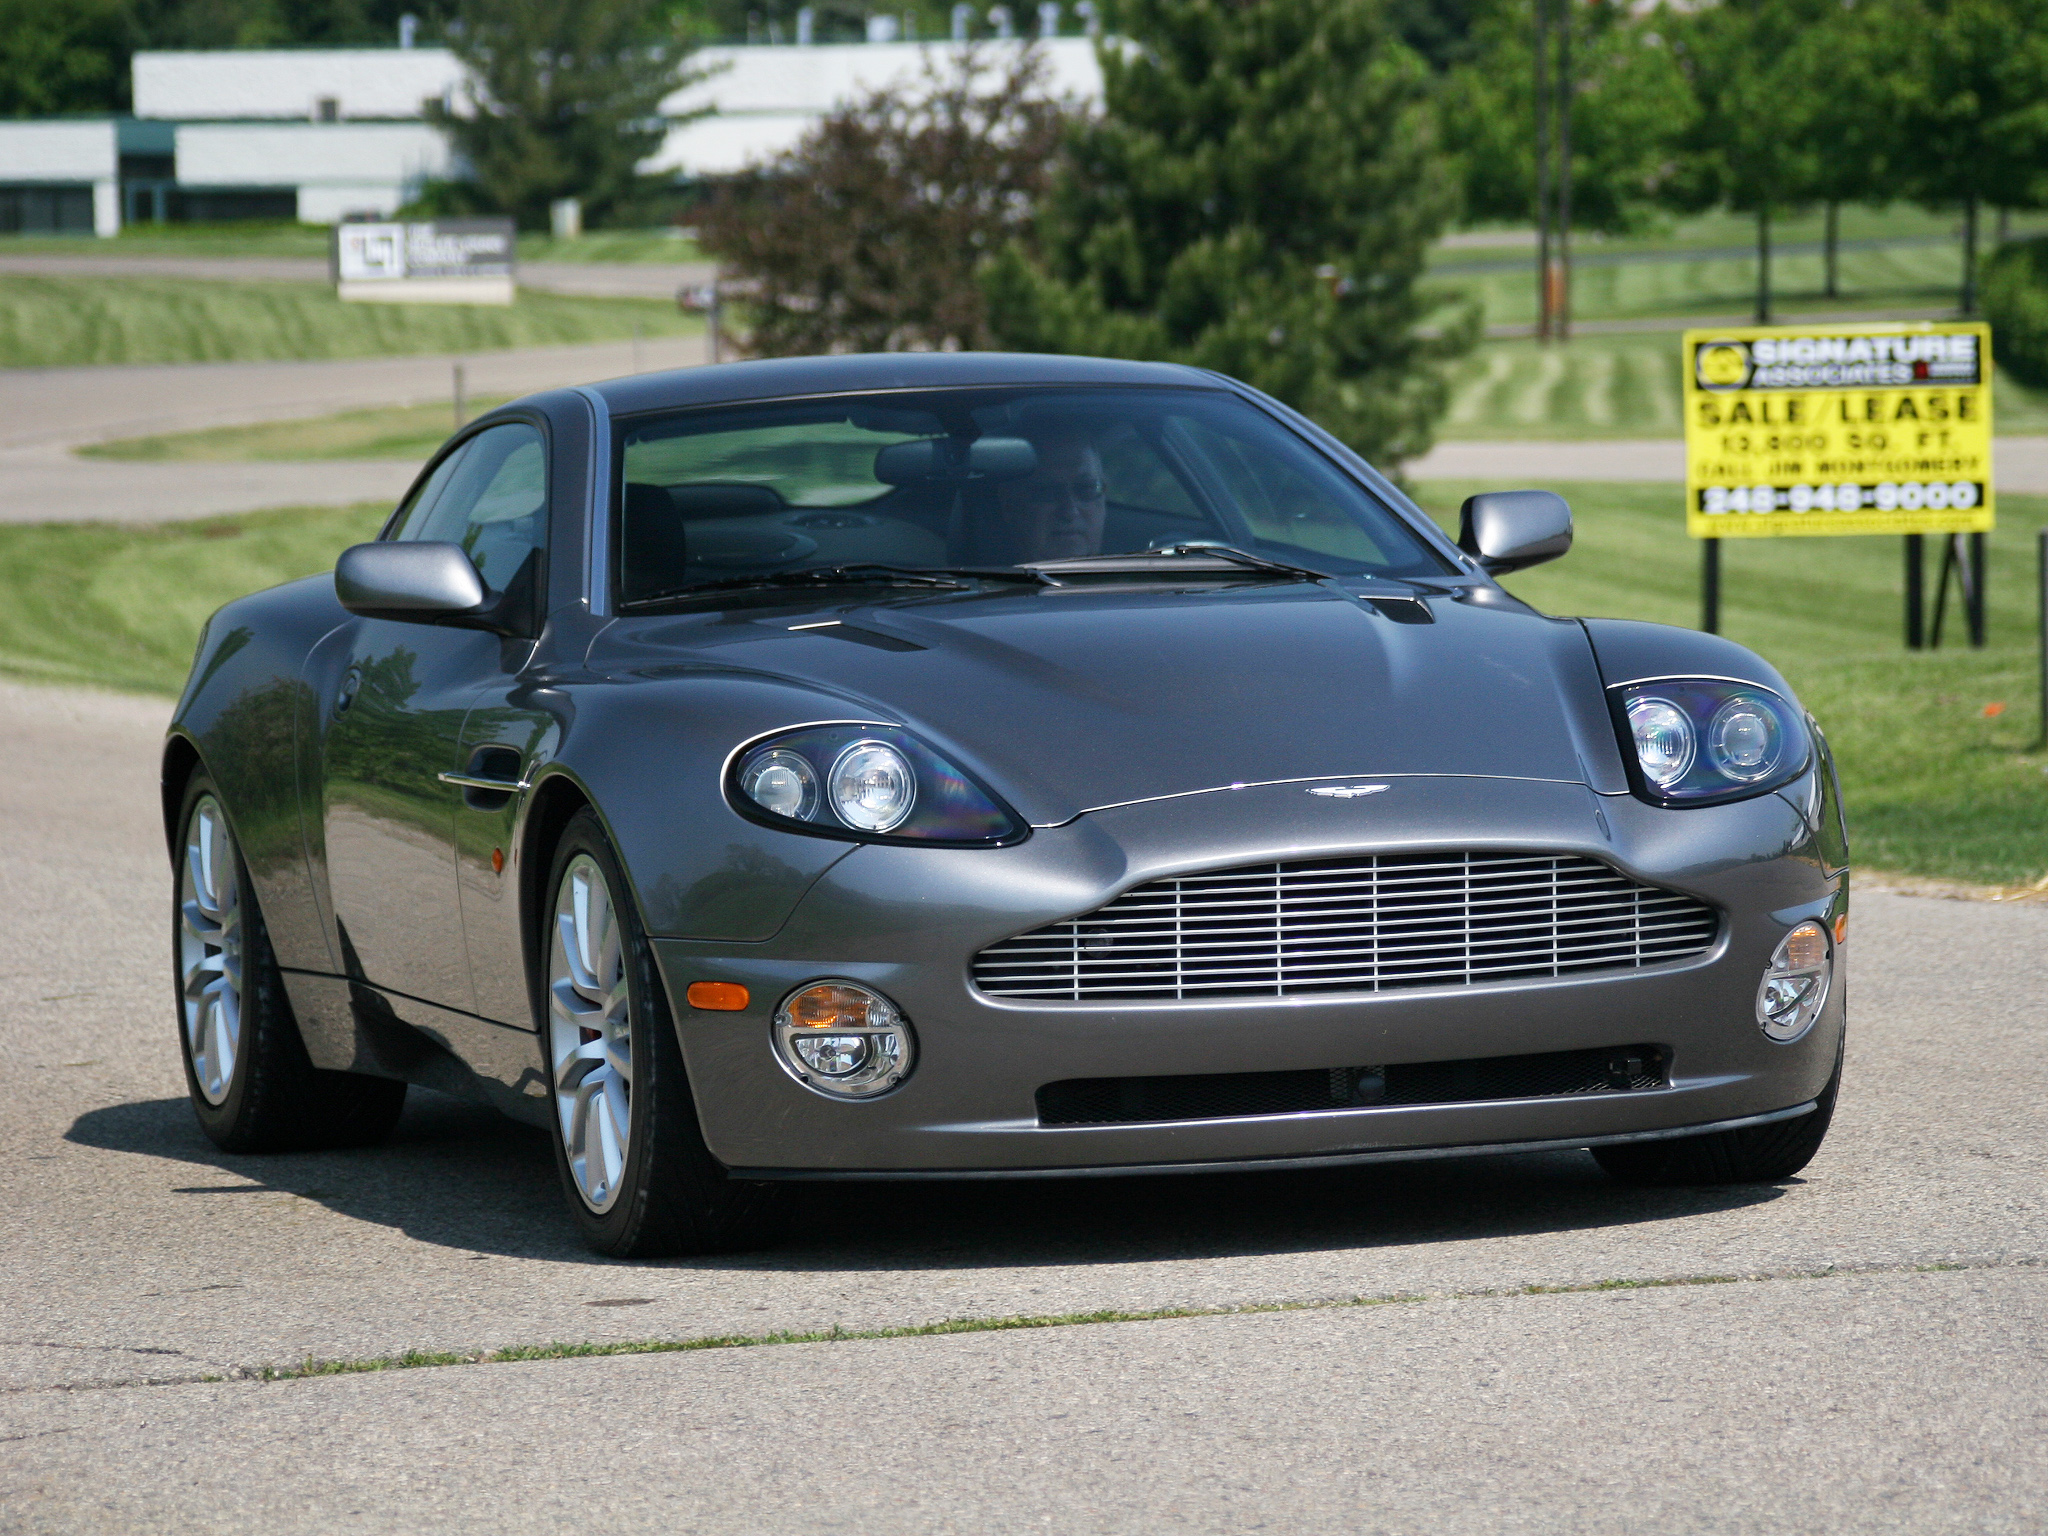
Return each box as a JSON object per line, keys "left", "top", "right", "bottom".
{"left": 1756, "top": 920, "right": 1831, "bottom": 1042}
{"left": 772, "top": 981, "right": 914, "bottom": 1098}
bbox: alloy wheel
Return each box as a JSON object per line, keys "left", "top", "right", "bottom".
{"left": 179, "top": 795, "right": 243, "bottom": 1105}
{"left": 548, "top": 854, "right": 633, "bottom": 1213}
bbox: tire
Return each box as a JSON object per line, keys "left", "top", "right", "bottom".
{"left": 1593, "top": 1049, "right": 1842, "bottom": 1186}
{"left": 540, "top": 809, "right": 787, "bottom": 1257}
{"left": 175, "top": 772, "right": 407, "bottom": 1153}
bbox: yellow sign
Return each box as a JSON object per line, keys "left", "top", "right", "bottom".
{"left": 1682, "top": 322, "right": 1994, "bottom": 538}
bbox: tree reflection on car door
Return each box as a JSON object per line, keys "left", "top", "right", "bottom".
{"left": 315, "top": 422, "right": 549, "bottom": 1028}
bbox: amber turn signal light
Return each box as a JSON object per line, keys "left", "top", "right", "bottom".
{"left": 686, "top": 981, "right": 750, "bottom": 1011}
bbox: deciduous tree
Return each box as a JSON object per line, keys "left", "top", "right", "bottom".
{"left": 697, "top": 46, "right": 1071, "bottom": 354}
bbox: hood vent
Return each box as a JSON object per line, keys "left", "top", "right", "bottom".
{"left": 973, "top": 850, "right": 1718, "bottom": 1001}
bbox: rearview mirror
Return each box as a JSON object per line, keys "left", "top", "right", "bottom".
{"left": 1457, "top": 490, "right": 1573, "bottom": 575}
{"left": 336, "top": 542, "right": 488, "bottom": 622}
{"left": 874, "top": 436, "right": 1038, "bottom": 485}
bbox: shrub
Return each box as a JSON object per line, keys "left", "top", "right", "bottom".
{"left": 1984, "top": 237, "right": 2048, "bottom": 389}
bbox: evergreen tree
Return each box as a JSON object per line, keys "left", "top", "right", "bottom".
{"left": 430, "top": 0, "right": 700, "bottom": 229}
{"left": 982, "top": 0, "right": 1471, "bottom": 468}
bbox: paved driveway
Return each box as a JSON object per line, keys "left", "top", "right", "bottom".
{"left": 0, "top": 676, "right": 2041, "bottom": 1530}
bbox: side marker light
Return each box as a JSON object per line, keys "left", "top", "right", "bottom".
{"left": 687, "top": 981, "right": 751, "bottom": 1011}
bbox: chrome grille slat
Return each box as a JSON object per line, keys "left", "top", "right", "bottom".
{"left": 972, "top": 851, "right": 1719, "bottom": 1001}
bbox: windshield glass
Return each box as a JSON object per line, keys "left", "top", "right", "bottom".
{"left": 613, "top": 386, "right": 1448, "bottom": 603}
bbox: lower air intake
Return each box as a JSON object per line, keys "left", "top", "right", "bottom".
{"left": 1035, "top": 1044, "right": 1670, "bottom": 1127}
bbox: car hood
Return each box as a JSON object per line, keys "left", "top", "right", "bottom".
{"left": 596, "top": 582, "right": 1628, "bottom": 827}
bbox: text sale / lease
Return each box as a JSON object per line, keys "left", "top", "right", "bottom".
{"left": 1683, "top": 322, "right": 1993, "bottom": 539}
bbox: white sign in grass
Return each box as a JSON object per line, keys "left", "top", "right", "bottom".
{"left": 332, "top": 219, "right": 516, "bottom": 305}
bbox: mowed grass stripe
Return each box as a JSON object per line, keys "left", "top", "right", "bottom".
{"left": 0, "top": 274, "right": 699, "bottom": 368}
{"left": 1439, "top": 335, "right": 2048, "bottom": 439}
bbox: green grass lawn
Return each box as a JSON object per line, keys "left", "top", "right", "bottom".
{"left": 0, "top": 503, "right": 389, "bottom": 694}
{"left": 1440, "top": 334, "right": 2048, "bottom": 440}
{"left": 1413, "top": 480, "right": 2048, "bottom": 884}
{"left": 0, "top": 275, "right": 701, "bottom": 368}
{"left": 81, "top": 399, "right": 515, "bottom": 463}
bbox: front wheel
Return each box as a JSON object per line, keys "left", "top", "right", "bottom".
{"left": 1593, "top": 1052, "right": 1841, "bottom": 1186}
{"left": 542, "top": 809, "right": 786, "bottom": 1257}
{"left": 175, "top": 772, "right": 406, "bottom": 1152}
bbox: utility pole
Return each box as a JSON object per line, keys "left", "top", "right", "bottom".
{"left": 1534, "top": 0, "right": 1552, "bottom": 342}
{"left": 1533, "top": 0, "right": 1572, "bottom": 342}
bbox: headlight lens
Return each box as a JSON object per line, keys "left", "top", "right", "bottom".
{"left": 730, "top": 723, "right": 1024, "bottom": 844}
{"left": 829, "top": 741, "right": 916, "bottom": 832}
{"left": 1613, "top": 679, "right": 1809, "bottom": 806}
{"left": 772, "top": 981, "right": 914, "bottom": 1097}
{"left": 1756, "top": 920, "right": 1832, "bottom": 1041}
{"left": 738, "top": 748, "right": 817, "bottom": 821}
{"left": 1626, "top": 697, "right": 1696, "bottom": 787}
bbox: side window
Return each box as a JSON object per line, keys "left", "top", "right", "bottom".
{"left": 395, "top": 422, "right": 547, "bottom": 594}
{"left": 387, "top": 439, "right": 472, "bottom": 541}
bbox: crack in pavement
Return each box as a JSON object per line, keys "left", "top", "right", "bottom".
{"left": 9, "top": 1255, "right": 2038, "bottom": 1400}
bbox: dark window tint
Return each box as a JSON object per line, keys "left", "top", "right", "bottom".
{"left": 391, "top": 422, "right": 547, "bottom": 595}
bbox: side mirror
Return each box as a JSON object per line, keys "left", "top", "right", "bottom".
{"left": 1457, "top": 490, "right": 1573, "bottom": 575}
{"left": 336, "top": 542, "right": 488, "bottom": 622}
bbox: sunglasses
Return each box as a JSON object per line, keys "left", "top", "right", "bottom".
{"left": 1015, "top": 474, "right": 1105, "bottom": 508}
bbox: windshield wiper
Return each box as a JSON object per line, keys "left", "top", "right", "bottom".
{"left": 618, "top": 564, "right": 1043, "bottom": 610}
{"left": 1023, "top": 544, "right": 1329, "bottom": 582}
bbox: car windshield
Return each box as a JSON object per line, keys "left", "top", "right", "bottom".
{"left": 613, "top": 386, "right": 1449, "bottom": 604}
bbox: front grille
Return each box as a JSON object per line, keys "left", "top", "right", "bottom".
{"left": 1035, "top": 1044, "right": 1670, "bottom": 1126}
{"left": 973, "top": 850, "right": 1718, "bottom": 1001}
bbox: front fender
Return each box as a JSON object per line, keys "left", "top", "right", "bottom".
{"left": 167, "top": 574, "right": 347, "bottom": 974}
{"left": 537, "top": 669, "right": 872, "bottom": 942}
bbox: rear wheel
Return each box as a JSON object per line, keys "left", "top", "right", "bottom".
{"left": 1593, "top": 1052, "right": 1841, "bottom": 1186}
{"left": 175, "top": 772, "right": 406, "bottom": 1152}
{"left": 542, "top": 809, "right": 786, "bottom": 1257}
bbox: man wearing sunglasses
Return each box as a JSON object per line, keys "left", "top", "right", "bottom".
{"left": 982, "top": 428, "right": 1108, "bottom": 565}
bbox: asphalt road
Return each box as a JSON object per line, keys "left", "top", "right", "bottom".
{"left": 0, "top": 335, "right": 709, "bottom": 523}
{"left": 0, "top": 675, "right": 2042, "bottom": 1531}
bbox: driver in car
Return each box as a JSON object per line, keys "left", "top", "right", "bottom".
{"left": 978, "top": 428, "right": 1108, "bottom": 565}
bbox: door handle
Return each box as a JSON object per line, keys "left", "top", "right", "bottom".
{"left": 437, "top": 770, "right": 530, "bottom": 793}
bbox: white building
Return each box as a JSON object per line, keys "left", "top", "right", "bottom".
{"left": 0, "top": 122, "right": 125, "bottom": 236}
{"left": 0, "top": 37, "right": 1103, "bottom": 234}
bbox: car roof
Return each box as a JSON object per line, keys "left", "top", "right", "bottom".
{"left": 588, "top": 351, "right": 1228, "bottom": 417}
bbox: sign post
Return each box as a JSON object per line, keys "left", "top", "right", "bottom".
{"left": 1682, "top": 322, "right": 1995, "bottom": 643}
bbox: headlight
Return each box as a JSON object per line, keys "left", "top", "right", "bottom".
{"left": 1612, "top": 679, "right": 1809, "bottom": 806}
{"left": 829, "top": 740, "right": 915, "bottom": 832}
{"left": 729, "top": 723, "right": 1025, "bottom": 844}
{"left": 1756, "top": 920, "right": 1831, "bottom": 1041}
{"left": 772, "top": 981, "right": 914, "bottom": 1097}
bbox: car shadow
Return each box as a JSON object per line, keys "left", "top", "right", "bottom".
{"left": 68, "top": 1090, "right": 1789, "bottom": 1275}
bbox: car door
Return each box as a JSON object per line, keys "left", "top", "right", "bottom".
{"left": 317, "top": 420, "right": 550, "bottom": 1016}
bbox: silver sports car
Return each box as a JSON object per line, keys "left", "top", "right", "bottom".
{"left": 166, "top": 352, "right": 1848, "bottom": 1255}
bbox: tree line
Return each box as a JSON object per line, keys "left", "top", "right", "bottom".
{"left": 6, "top": 0, "right": 2046, "bottom": 460}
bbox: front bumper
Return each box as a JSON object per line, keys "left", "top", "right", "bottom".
{"left": 652, "top": 775, "right": 1847, "bottom": 1174}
